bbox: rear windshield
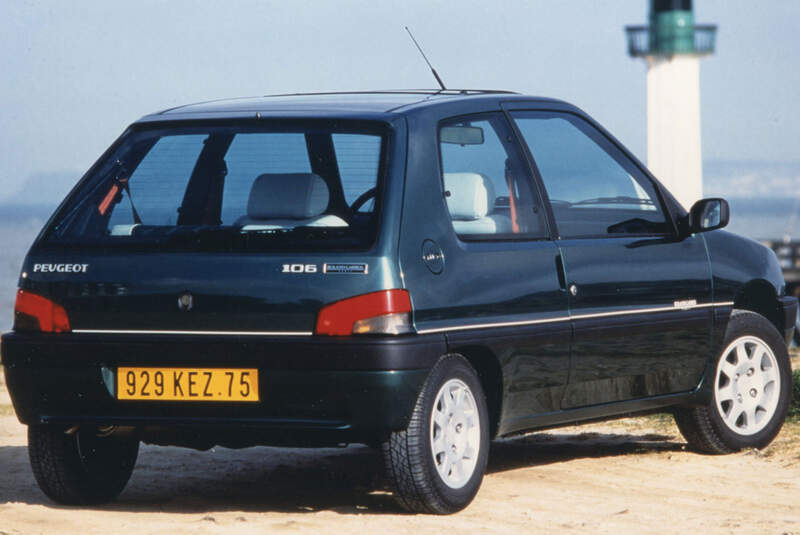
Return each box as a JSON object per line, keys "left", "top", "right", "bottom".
{"left": 46, "top": 120, "right": 388, "bottom": 251}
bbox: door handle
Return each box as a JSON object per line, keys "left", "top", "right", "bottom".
{"left": 555, "top": 254, "right": 567, "bottom": 291}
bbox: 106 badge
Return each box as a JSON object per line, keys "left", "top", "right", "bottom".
{"left": 281, "top": 263, "right": 368, "bottom": 274}
{"left": 282, "top": 264, "right": 317, "bottom": 273}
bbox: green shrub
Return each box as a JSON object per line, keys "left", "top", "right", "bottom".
{"left": 790, "top": 369, "right": 800, "bottom": 420}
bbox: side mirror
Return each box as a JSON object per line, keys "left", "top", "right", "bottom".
{"left": 683, "top": 198, "right": 730, "bottom": 235}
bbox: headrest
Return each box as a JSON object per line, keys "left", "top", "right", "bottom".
{"left": 247, "top": 173, "right": 330, "bottom": 220}
{"left": 444, "top": 172, "right": 496, "bottom": 220}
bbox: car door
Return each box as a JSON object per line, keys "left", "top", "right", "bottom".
{"left": 399, "top": 111, "right": 570, "bottom": 432}
{"left": 507, "top": 108, "right": 713, "bottom": 408}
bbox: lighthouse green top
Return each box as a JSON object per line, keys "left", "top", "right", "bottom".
{"left": 625, "top": 0, "right": 716, "bottom": 57}
{"left": 651, "top": 0, "right": 695, "bottom": 54}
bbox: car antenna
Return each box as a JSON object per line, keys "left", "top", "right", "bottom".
{"left": 405, "top": 26, "right": 447, "bottom": 91}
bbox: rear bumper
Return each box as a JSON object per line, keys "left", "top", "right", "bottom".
{"left": 778, "top": 295, "right": 798, "bottom": 344}
{"left": 0, "top": 331, "right": 445, "bottom": 445}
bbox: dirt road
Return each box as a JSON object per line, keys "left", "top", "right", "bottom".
{"left": 1, "top": 376, "right": 799, "bottom": 535}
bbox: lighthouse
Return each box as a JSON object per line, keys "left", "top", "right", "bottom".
{"left": 625, "top": 0, "right": 717, "bottom": 209}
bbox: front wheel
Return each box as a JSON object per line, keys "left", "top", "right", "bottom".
{"left": 28, "top": 425, "right": 139, "bottom": 505}
{"left": 674, "top": 310, "right": 792, "bottom": 454}
{"left": 382, "top": 355, "right": 489, "bottom": 514}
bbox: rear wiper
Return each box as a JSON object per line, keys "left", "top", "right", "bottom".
{"left": 239, "top": 223, "right": 346, "bottom": 232}
{"left": 573, "top": 196, "right": 654, "bottom": 206}
{"left": 157, "top": 225, "right": 239, "bottom": 248}
{"left": 239, "top": 225, "right": 349, "bottom": 240}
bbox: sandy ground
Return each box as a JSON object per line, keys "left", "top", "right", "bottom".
{"left": 1, "top": 362, "right": 799, "bottom": 535}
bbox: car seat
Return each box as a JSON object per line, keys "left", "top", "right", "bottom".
{"left": 444, "top": 172, "right": 512, "bottom": 235}
{"left": 235, "top": 173, "right": 348, "bottom": 230}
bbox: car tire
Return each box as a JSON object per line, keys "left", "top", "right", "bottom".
{"left": 28, "top": 425, "right": 139, "bottom": 505}
{"left": 674, "top": 310, "right": 792, "bottom": 454}
{"left": 793, "top": 311, "right": 800, "bottom": 346}
{"left": 381, "top": 355, "right": 490, "bottom": 514}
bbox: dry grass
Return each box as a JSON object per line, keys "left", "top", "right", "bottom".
{"left": 760, "top": 420, "right": 800, "bottom": 461}
{"left": 0, "top": 372, "right": 10, "bottom": 416}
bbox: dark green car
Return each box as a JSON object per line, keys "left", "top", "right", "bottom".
{"left": 2, "top": 90, "right": 797, "bottom": 513}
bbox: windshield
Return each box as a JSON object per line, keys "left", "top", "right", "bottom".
{"left": 46, "top": 120, "right": 388, "bottom": 251}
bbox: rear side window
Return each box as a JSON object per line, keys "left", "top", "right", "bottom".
{"left": 48, "top": 121, "right": 388, "bottom": 251}
{"left": 511, "top": 111, "right": 669, "bottom": 238}
{"left": 439, "top": 113, "right": 547, "bottom": 240}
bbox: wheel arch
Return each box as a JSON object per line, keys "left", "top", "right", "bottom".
{"left": 732, "top": 279, "right": 785, "bottom": 334}
{"left": 447, "top": 347, "right": 503, "bottom": 439}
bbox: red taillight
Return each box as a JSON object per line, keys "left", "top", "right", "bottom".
{"left": 14, "top": 289, "right": 71, "bottom": 333}
{"left": 315, "top": 289, "right": 412, "bottom": 336}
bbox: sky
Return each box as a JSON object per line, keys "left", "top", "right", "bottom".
{"left": 0, "top": 0, "right": 798, "bottom": 203}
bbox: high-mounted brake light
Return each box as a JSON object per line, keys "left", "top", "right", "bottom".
{"left": 315, "top": 289, "right": 413, "bottom": 336}
{"left": 14, "top": 289, "right": 71, "bottom": 333}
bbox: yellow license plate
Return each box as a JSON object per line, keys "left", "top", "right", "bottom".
{"left": 117, "top": 367, "right": 259, "bottom": 402}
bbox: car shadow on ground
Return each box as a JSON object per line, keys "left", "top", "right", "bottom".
{"left": 0, "top": 431, "right": 685, "bottom": 515}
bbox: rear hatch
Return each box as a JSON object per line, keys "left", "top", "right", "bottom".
{"left": 16, "top": 119, "right": 401, "bottom": 334}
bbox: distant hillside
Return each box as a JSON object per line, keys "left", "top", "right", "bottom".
{"left": 0, "top": 203, "right": 57, "bottom": 225}
{"left": 1, "top": 171, "right": 82, "bottom": 206}
{"left": 704, "top": 160, "right": 800, "bottom": 198}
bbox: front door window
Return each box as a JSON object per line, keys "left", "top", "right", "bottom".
{"left": 511, "top": 111, "right": 669, "bottom": 238}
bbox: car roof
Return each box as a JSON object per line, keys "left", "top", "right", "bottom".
{"left": 136, "top": 90, "right": 568, "bottom": 123}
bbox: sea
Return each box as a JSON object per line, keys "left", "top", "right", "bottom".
{"left": 0, "top": 197, "right": 798, "bottom": 331}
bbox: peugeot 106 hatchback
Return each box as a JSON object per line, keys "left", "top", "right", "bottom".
{"left": 2, "top": 90, "right": 797, "bottom": 514}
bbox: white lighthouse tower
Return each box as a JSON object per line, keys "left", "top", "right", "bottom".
{"left": 626, "top": 0, "right": 717, "bottom": 209}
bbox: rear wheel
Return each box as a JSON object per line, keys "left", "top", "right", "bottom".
{"left": 381, "top": 355, "right": 489, "bottom": 514}
{"left": 28, "top": 425, "right": 139, "bottom": 505}
{"left": 674, "top": 310, "right": 792, "bottom": 453}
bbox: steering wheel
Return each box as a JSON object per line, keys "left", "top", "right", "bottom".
{"left": 349, "top": 187, "right": 377, "bottom": 214}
